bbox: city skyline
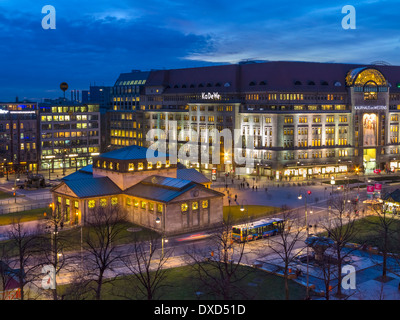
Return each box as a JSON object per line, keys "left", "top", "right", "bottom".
{"left": 1, "top": 0, "right": 400, "bottom": 101}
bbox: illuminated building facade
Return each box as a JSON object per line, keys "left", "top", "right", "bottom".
{"left": 51, "top": 145, "right": 223, "bottom": 234}
{"left": 39, "top": 102, "right": 101, "bottom": 172}
{"left": 107, "top": 70, "right": 149, "bottom": 149}
{"left": 0, "top": 102, "right": 39, "bottom": 174}
{"left": 109, "top": 61, "right": 400, "bottom": 180}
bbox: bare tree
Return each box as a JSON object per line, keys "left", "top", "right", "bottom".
{"left": 321, "top": 190, "right": 358, "bottom": 298}
{"left": 6, "top": 218, "right": 41, "bottom": 300}
{"left": 267, "top": 208, "right": 306, "bottom": 300}
{"left": 37, "top": 204, "right": 72, "bottom": 300}
{"left": 115, "top": 233, "right": 173, "bottom": 300}
{"left": 367, "top": 202, "right": 398, "bottom": 281}
{"left": 0, "top": 244, "right": 12, "bottom": 299}
{"left": 83, "top": 205, "right": 127, "bottom": 300}
{"left": 185, "top": 215, "right": 250, "bottom": 300}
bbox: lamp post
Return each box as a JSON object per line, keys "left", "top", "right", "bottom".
{"left": 45, "top": 162, "right": 51, "bottom": 181}
{"left": 240, "top": 199, "right": 249, "bottom": 242}
{"left": 155, "top": 216, "right": 167, "bottom": 257}
{"left": 298, "top": 189, "right": 312, "bottom": 300}
{"left": 330, "top": 176, "right": 335, "bottom": 195}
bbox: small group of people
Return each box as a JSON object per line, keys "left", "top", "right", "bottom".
{"left": 238, "top": 182, "right": 250, "bottom": 189}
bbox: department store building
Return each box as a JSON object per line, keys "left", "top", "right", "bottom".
{"left": 111, "top": 61, "right": 400, "bottom": 180}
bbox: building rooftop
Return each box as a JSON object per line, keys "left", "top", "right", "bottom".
{"left": 177, "top": 168, "right": 210, "bottom": 184}
{"left": 383, "top": 189, "right": 400, "bottom": 203}
{"left": 98, "top": 145, "right": 170, "bottom": 161}
{"left": 144, "top": 60, "right": 400, "bottom": 94}
{"left": 62, "top": 176, "right": 122, "bottom": 198}
{"left": 124, "top": 175, "right": 196, "bottom": 203}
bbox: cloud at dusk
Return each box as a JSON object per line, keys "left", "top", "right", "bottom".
{"left": 0, "top": 0, "right": 399, "bottom": 101}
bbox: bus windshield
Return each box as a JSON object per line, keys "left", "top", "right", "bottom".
{"left": 232, "top": 227, "right": 241, "bottom": 235}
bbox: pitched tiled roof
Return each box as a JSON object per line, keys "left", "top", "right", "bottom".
{"left": 62, "top": 170, "right": 93, "bottom": 181}
{"left": 124, "top": 175, "right": 196, "bottom": 202}
{"left": 144, "top": 61, "right": 400, "bottom": 93}
{"left": 62, "top": 177, "right": 121, "bottom": 198}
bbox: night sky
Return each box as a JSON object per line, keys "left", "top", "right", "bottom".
{"left": 1, "top": 0, "right": 399, "bottom": 101}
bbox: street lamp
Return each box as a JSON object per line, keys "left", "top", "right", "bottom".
{"left": 240, "top": 199, "right": 249, "bottom": 242}
{"left": 298, "top": 188, "right": 312, "bottom": 300}
{"left": 155, "top": 216, "right": 167, "bottom": 257}
{"left": 330, "top": 176, "right": 335, "bottom": 195}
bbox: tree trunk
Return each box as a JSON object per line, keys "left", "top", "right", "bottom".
{"left": 96, "top": 271, "right": 104, "bottom": 300}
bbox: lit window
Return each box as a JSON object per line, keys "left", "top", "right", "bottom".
{"left": 111, "top": 197, "right": 118, "bottom": 206}
{"left": 181, "top": 203, "right": 188, "bottom": 212}
{"left": 192, "top": 202, "right": 199, "bottom": 210}
{"left": 126, "top": 198, "right": 132, "bottom": 206}
{"left": 138, "top": 162, "right": 144, "bottom": 170}
{"left": 156, "top": 161, "right": 162, "bottom": 168}
{"left": 133, "top": 199, "right": 139, "bottom": 207}
{"left": 147, "top": 162, "right": 152, "bottom": 169}
{"left": 149, "top": 203, "right": 154, "bottom": 211}
{"left": 166, "top": 160, "right": 170, "bottom": 168}
{"left": 88, "top": 200, "right": 95, "bottom": 208}
{"left": 100, "top": 199, "right": 107, "bottom": 207}
{"left": 202, "top": 200, "right": 209, "bottom": 209}
{"left": 157, "top": 204, "right": 163, "bottom": 213}
{"left": 141, "top": 201, "right": 147, "bottom": 209}
{"left": 128, "top": 163, "right": 135, "bottom": 171}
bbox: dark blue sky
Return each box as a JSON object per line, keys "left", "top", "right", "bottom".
{"left": 1, "top": 0, "right": 399, "bottom": 101}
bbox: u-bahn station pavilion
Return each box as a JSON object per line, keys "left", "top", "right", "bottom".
{"left": 51, "top": 145, "right": 224, "bottom": 235}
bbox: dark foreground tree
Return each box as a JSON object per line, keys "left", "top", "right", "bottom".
{"left": 267, "top": 208, "right": 306, "bottom": 300}
{"left": 115, "top": 233, "right": 173, "bottom": 300}
{"left": 186, "top": 214, "right": 250, "bottom": 300}
{"left": 321, "top": 191, "right": 358, "bottom": 298}
{"left": 84, "top": 205, "right": 127, "bottom": 300}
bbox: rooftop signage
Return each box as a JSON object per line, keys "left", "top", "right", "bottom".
{"left": 201, "top": 92, "right": 221, "bottom": 100}
{"left": 353, "top": 105, "right": 387, "bottom": 110}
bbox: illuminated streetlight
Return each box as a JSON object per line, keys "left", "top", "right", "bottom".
{"left": 298, "top": 188, "right": 312, "bottom": 299}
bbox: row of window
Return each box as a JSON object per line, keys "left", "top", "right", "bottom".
{"left": 181, "top": 200, "right": 209, "bottom": 212}
{"left": 283, "top": 149, "right": 349, "bottom": 160}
